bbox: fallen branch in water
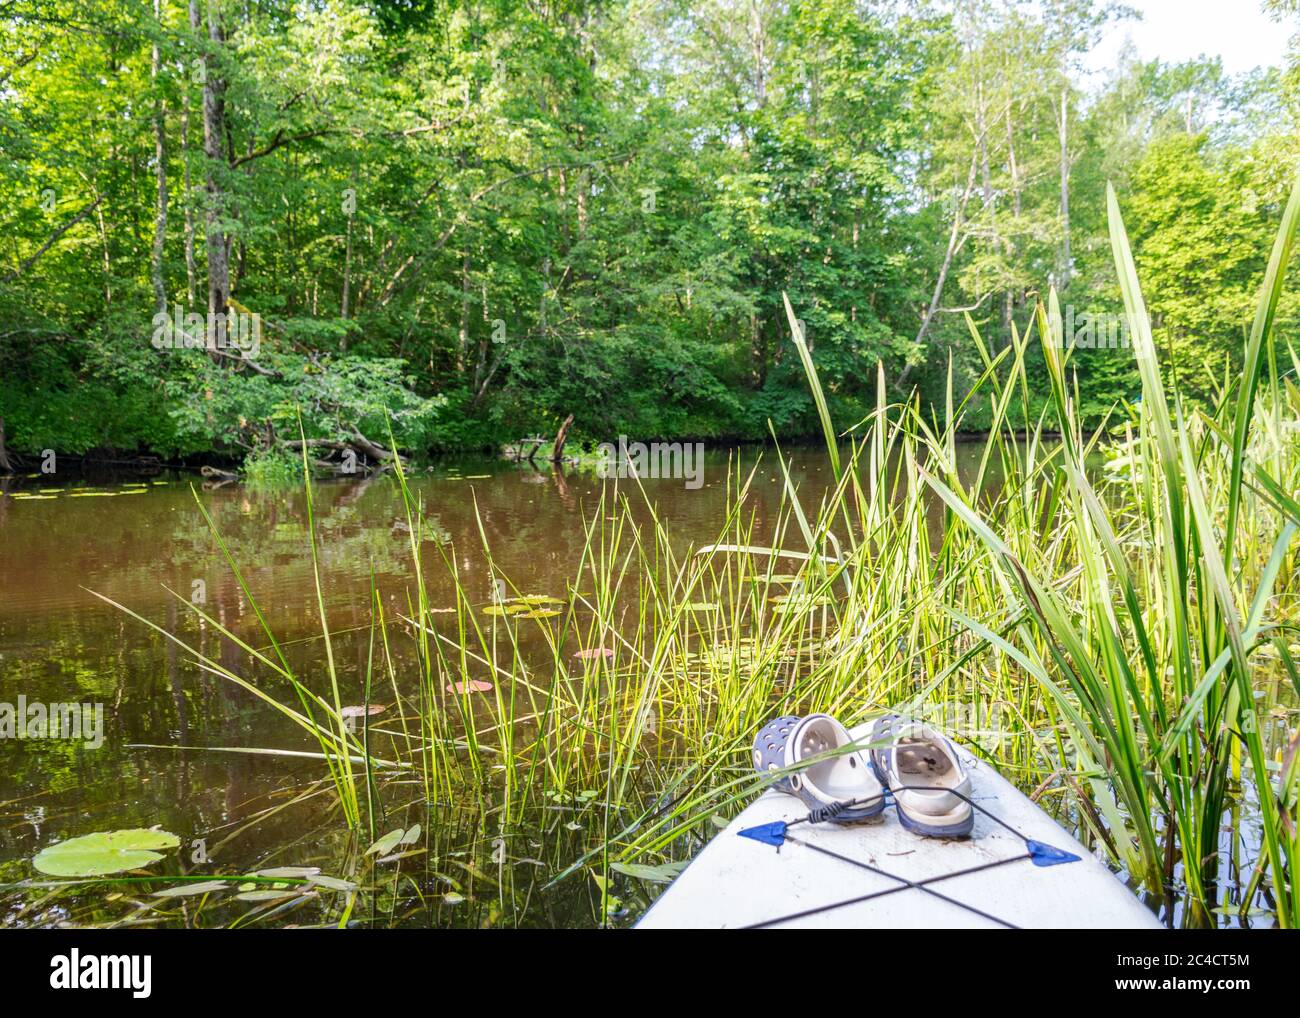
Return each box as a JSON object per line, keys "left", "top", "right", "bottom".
{"left": 283, "top": 432, "right": 409, "bottom": 475}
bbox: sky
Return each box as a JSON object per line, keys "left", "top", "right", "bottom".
{"left": 1083, "top": 0, "right": 1291, "bottom": 78}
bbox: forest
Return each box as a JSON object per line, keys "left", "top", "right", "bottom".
{"left": 4, "top": 1, "right": 1300, "bottom": 939}
{"left": 1, "top": 0, "right": 1298, "bottom": 471}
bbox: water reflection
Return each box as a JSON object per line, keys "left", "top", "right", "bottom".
{"left": 1, "top": 445, "right": 1291, "bottom": 927}
{"left": 0, "top": 449, "right": 854, "bottom": 924}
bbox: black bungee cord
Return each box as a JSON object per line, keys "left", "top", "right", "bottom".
{"left": 736, "top": 782, "right": 1081, "bottom": 929}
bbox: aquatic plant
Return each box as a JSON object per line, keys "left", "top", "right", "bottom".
{"left": 51, "top": 183, "right": 1300, "bottom": 929}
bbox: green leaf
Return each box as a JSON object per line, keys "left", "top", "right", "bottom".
{"left": 308, "top": 874, "right": 359, "bottom": 892}
{"left": 610, "top": 860, "right": 688, "bottom": 883}
{"left": 1225, "top": 168, "right": 1300, "bottom": 552}
{"left": 784, "top": 292, "right": 840, "bottom": 482}
{"left": 236, "top": 889, "right": 304, "bottom": 902}
{"left": 399, "top": 823, "right": 422, "bottom": 846}
{"left": 33, "top": 829, "right": 181, "bottom": 877}
{"left": 256, "top": 866, "right": 320, "bottom": 878}
{"left": 152, "top": 880, "right": 230, "bottom": 897}
{"left": 365, "top": 829, "right": 405, "bottom": 856}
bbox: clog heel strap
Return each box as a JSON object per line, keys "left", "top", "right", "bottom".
{"left": 752, "top": 715, "right": 802, "bottom": 794}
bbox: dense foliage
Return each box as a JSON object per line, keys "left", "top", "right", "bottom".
{"left": 2, "top": 0, "right": 1298, "bottom": 465}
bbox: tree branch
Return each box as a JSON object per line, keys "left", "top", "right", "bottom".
{"left": 2, "top": 196, "right": 104, "bottom": 283}
{"left": 230, "top": 127, "right": 335, "bottom": 168}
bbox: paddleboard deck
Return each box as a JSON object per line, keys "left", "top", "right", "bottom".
{"left": 637, "top": 725, "right": 1161, "bottom": 929}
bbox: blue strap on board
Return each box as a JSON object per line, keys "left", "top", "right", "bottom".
{"left": 1026, "top": 839, "right": 1081, "bottom": 867}
{"left": 739, "top": 821, "right": 1079, "bottom": 867}
{"left": 738, "top": 820, "right": 788, "bottom": 847}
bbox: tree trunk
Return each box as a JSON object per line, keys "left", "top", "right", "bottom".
{"left": 897, "top": 150, "right": 978, "bottom": 389}
{"left": 341, "top": 163, "right": 357, "bottom": 328}
{"left": 976, "top": 83, "right": 992, "bottom": 210}
{"left": 182, "top": 87, "right": 196, "bottom": 306}
{"left": 340, "top": 204, "right": 351, "bottom": 322}
{"left": 850, "top": 215, "right": 858, "bottom": 323}
{"left": 95, "top": 189, "right": 112, "bottom": 308}
{"left": 1058, "top": 85, "right": 1071, "bottom": 291}
{"left": 749, "top": 0, "right": 767, "bottom": 108}
{"left": 576, "top": 167, "right": 588, "bottom": 240}
{"left": 150, "top": 0, "right": 169, "bottom": 316}
{"left": 0, "top": 417, "right": 13, "bottom": 473}
{"left": 457, "top": 251, "right": 470, "bottom": 371}
{"left": 1006, "top": 99, "right": 1021, "bottom": 220}
{"left": 975, "top": 79, "right": 1001, "bottom": 340}
{"left": 199, "top": 0, "right": 229, "bottom": 318}
{"left": 551, "top": 414, "right": 574, "bottom": 463}
{"left": 1005, "top": 78, "right": 1024, "bottom": 328}
{"left": 575, "top": 122, "right": 589, "bottom": 242}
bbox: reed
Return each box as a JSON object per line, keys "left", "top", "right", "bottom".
{"left": 91, "top": 183, "right": 1300, "bottom": 929}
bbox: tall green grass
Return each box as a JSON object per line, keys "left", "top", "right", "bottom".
{"left": 99, "top": 182, "right": 1300, "bottom": 928}
{"left": 912, "top": 182, "right": 1300, "bottom": 924}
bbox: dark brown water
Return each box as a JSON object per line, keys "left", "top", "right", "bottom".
{"left": 0, "top": 448, "right": 864, "bottom": 927}
{"left": 1, "top": 446, "right": 1290, "bottom": 928}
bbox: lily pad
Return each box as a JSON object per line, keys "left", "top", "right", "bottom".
{"left": 574, "top": 648, "right": 614, "bottom": 661}
{"left": 33, "top": 828, "right": 181, "bottom": 877}
{"left": 446, "top": 679, "right": 493, "bottom": 694}
{"left": 519, "top": 609, "right": 560, "bottom": 619}
{"left": 339, "top": 704, "right": 388, "bottom": 719}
